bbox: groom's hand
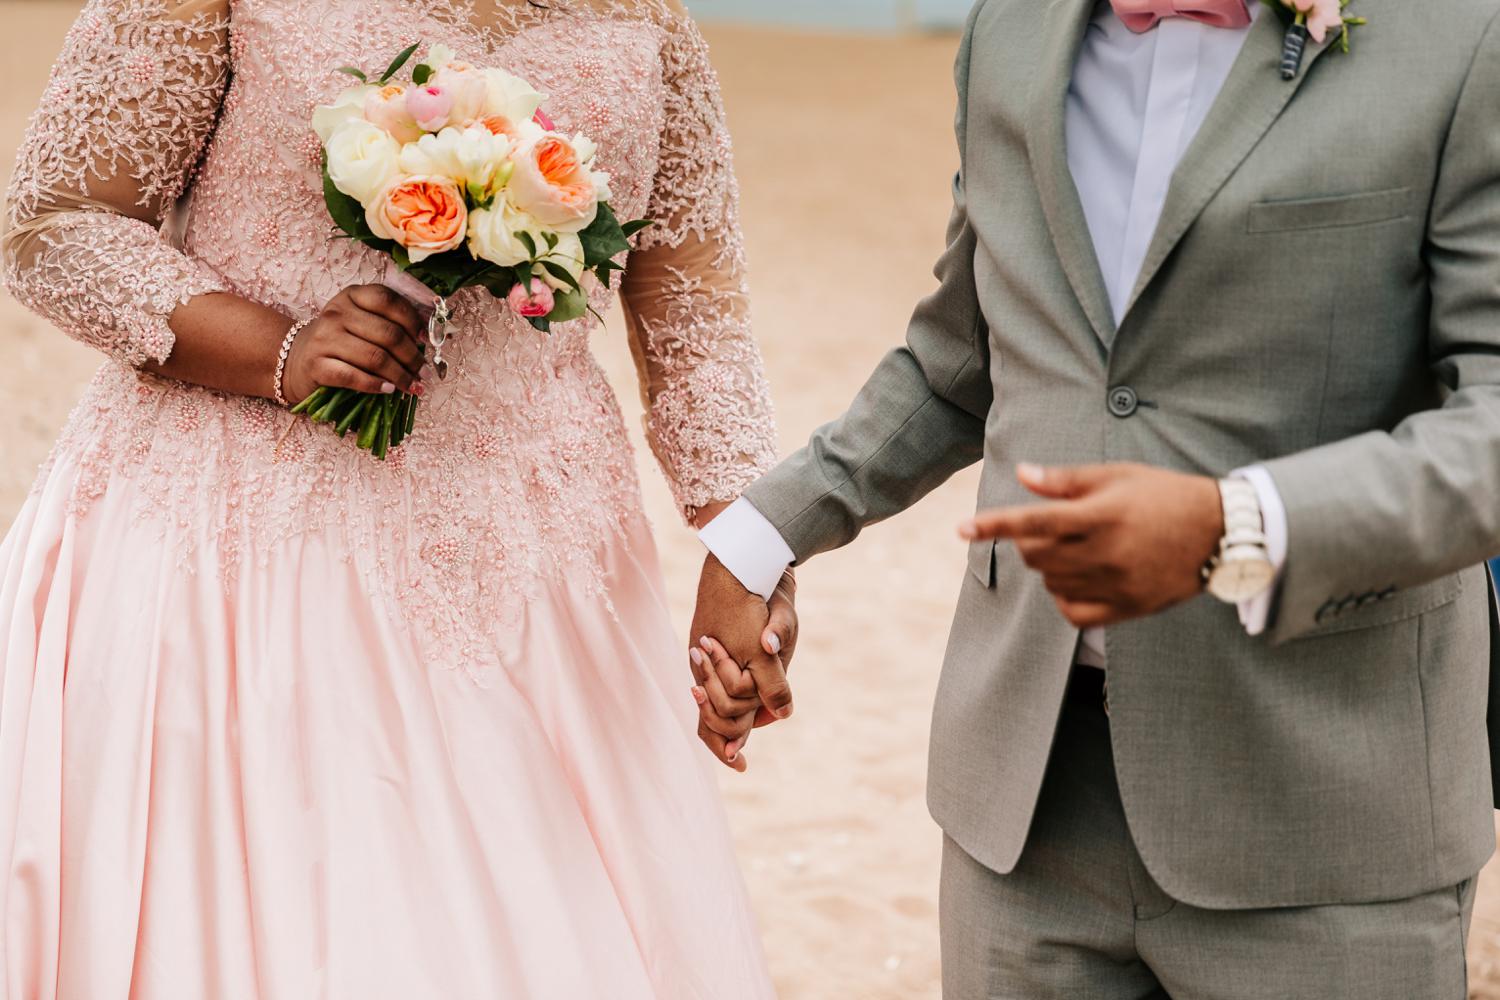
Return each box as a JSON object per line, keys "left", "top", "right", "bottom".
{"left": 688, "top": 555, "right": 797, "bottom": 770}
{"left": 961, "top": 463, "right": 1223, "bottom": 627}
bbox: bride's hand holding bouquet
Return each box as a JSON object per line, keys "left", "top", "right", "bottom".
{"left": 291, "top": 42, "right": 652, "bottom": 458}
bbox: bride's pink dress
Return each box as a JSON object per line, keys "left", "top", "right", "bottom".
{"left": 0, "top": 0, "right": 779, "bottom": 996}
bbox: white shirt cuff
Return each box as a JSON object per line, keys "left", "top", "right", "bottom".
{"left": 1231, "top": 465, "right": 1289, "bottom": 637}
{"left": 698, "top": 497, "right": 796, "bottom": 602}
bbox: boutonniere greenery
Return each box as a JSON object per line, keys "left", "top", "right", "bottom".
{"left": 1262, "top": 0, "right": 1367, "bottom": 79}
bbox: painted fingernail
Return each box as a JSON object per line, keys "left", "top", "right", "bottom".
{"left": 690, "top": 686, "right": 707, "bottom": 706}
{"left": 699, "top": 635, "right": 713, "bottom": 652}
{"left": 1017, "top": 462, "right": 1044, "bottom": 482}
{"left": 380, "top": 381, "right": 396, "bottom": 394}
{"left": 775, "top": 706, "right": 793, "bottom": 720}
{"left": 410, "top": 381, "right": 425, "bottom": 397}
{"left": 689, "top": 647, "right": 705, "bottom": 667}
{"left": 765, "top": 632, "right": 782, "bottom": 655}
{"left": 726, "top": 742, "right": 741, "bottom": 761}
{"left": 959, "top": 520, "right": 978, "bottom": 539}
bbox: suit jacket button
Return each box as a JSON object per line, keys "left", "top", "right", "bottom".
{"left": 1108, "top": 386, "right": 1139, "bottom": 418}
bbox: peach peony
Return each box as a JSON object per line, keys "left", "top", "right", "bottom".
{"left": 366, "top": 176, "right": 467, "bottom": 262}
{"left": 506, "top": 135, "right": 602, "bottom": 233}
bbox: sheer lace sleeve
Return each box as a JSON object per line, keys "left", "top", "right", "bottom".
{"left": 618, "top": 10, "right": 777, "bottom": 523}
{"left": 1, "top": 0, "right": 231, "bottom": 368}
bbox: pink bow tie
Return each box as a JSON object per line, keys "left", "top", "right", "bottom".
{"left": 1110, "top": 0, "right": 1252, "bottom": 33}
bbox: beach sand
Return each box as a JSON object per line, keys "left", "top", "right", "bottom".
{"left": 3, "top": 5, "right": 1500, "bottom": 996}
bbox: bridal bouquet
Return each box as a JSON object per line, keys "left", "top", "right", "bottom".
{"left": 299, "top": 42, "right": 651, "bottom": 458}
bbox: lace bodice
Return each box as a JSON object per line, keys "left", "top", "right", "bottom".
{"left": 1, "top": 0, "right": 777, "bottom": 674}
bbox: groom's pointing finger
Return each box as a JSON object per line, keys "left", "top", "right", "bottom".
{"left": 960, "top": 502, "right": 1092, "bottom": 542}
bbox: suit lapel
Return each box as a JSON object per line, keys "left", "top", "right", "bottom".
{"left": 1025, "top": 0, "right": 1116, "bottom": 348}
{"left": 1123, "top": 12, "right": 1337, "bottom": 316}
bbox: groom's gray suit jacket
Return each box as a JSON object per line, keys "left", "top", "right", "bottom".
{"left": 745, "top": 0, "right": 1500, "bottom": 909}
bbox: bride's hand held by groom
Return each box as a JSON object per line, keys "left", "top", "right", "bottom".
{"left": 961, "top": 462, "right": 1225, "bottom": 628}
{"left": 688, "top": 555, "right": 798, "bottom": 772}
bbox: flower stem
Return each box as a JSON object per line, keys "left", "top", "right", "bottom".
{"left": 289, "top": 385, "right": 327, "bottom": 416}
{"left": 335, "top": 395, "right": 369, "bottom": 437}
{"left": 356, "top": 398, "right": 381, "bottom": 451}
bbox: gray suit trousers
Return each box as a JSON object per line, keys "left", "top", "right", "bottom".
{"left": 939, "top": 679, "right": 1480, "bottom": 1000}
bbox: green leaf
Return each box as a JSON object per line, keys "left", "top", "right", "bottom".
{"left": 405, "top": 249, "right": 487, "bottom": 298}
{"left": 412, "top": 63, "right": 433, "bottom": 86}
{"left": 378, "top": 42, "right": 421, "bottom": 84}
{"left": 620, "top": 218, "right": 655, "bottom": 240}
{"left": 516, "top": 230, "right": 539, "bottom": 259}
{"left": 321, "top": 160, "right": 382, "bottom": 243}
{"left": 336, "top": 66, "right": 368, "bottom": 81}
{"left": 541, "top": 262, "right": 582, "bottom": 292}
{"left": 578, "top": 202, "right": 631, "bottom": 267}
{"left": 476, "top": 268, "right": 518, "bottom": 299}
{"left": 545, "top": 287, "right": 588, "bottom": 325}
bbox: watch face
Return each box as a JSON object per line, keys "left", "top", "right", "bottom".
{"left": 1208, "top": 555, "right": 1276, "bottom": 603}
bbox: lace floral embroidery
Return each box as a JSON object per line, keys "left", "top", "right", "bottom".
{"left": 2, "top": 0, "right": 231, "bottom": 366}
{"left": 5, "top": 0, "right": 778, "bottom": 676}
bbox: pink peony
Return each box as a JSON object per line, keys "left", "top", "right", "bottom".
{"left": 507, "top": 278, "right": 555, "bottom": 318}
{"left": 1288, "top": 0, "right": 1343, "bottom": 43}
{"left": 405, "top": 84, "right": 454, "bottom": 132}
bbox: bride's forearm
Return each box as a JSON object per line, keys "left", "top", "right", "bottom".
{"left": 142, "top": 284, "right": 427, "bottom": 407}
{"left": 142, "top": 291, "right": 294, "bottom": 400}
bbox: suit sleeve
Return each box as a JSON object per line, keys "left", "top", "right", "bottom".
{"left": 1260, "top": 9, "right": 1500, "bottom": 642}
{"left": 742, "top": 1, "right": 993, "bottom": 562}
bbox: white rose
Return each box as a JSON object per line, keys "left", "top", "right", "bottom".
{"left": 399, "top": 126, "right": 513, "bottom": 197}
{"left": 467, "top": 198, "right": 550, "bottom": 268}
{"left": 480, "top": 67, "right": 546, "bottom": 123}
{"left": 537, "top": 231, "right": 586, "bottom": 292}
{"left": 312, "top": 84, "right": 375, "bottom": 143}
{"left": 325, "top": 120, "right": 402, "bottom": 204}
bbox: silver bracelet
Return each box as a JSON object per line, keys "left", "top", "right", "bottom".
{"left": 272, "top": 317, "right": 314, "bottom": 407}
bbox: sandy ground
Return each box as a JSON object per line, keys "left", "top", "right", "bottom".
{"left": 4, "top": 4, "right": 1500, "bottom": 997}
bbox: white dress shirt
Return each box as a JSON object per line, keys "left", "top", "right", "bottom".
{"left": 701, "top": 0, "right": 1288, "bottom": 663}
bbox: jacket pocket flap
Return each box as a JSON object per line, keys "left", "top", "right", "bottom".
{"left": 1248, "top": 187, "right": 1412, "bottom": 234}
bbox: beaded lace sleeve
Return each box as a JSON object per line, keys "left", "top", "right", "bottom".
{"left": 619, "top": 13, "right": 777, "bottom": 522}
{"left": 0, "top": 0, "right": 230, "bottom": 368}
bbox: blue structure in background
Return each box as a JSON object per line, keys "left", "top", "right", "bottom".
{"left": 688, "top": 0, "right": 973, "bottom": 31}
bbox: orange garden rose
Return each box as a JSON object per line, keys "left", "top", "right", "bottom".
{"left": 506, "top": 134, "right": 604, "bottom": 233}
{"left": 365, "top": 175, "right": 467, "bottom": 262}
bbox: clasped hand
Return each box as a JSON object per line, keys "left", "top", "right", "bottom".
{"left": 687, "top": 556, "right": 798, "bottom": 772}
{"left": 688, "top": 462, "right": 1223, "bottom": 770}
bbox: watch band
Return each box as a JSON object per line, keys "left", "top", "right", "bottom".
{"left": 1218, "top": 477, "right": 1267, "bottom": 549}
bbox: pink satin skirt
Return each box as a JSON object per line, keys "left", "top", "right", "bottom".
{"left": 0, "top": 450, "right": 774, "bottom": 999}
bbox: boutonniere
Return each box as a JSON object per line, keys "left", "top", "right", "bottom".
{"left": 1262, "top": 0, "right": 1367, "bottom": 79}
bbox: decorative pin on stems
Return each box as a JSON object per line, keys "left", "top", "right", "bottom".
{"left": 1270, "top": 0, "right": 1366, "bottom": 81}
{"left": 428, "top": 296, "right": 453, "bottom": 380}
